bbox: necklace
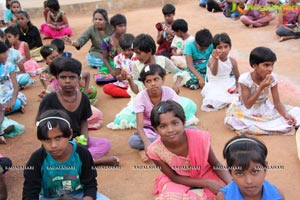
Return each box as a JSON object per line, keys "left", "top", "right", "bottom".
{"left": 19, "top": 27, "right": 28, "bottom": 36}
{"left": 59, "top": 90, "right": 77, "bottom": 103}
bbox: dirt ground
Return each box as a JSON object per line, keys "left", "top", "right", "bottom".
{"left": 2, "top": 0, "right": 300, "bottom": 199}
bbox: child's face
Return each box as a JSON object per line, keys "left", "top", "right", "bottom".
{"left": 155, "top": 111, "right": 184, "bottom": 144}
{"left": 11, "top": 2, "right": 20, "bottom": 13}
{"left": 231, "top": 161, "right": 266, "bottom": 198}
{"left": 114, "top": 24, "right": 127, "bottom": 35}
{"left": 122, "top": 48, "right": 133, "bottom": 59}
{"left": 45, "top": 50, "right": 59, "bottom": 65}
{"left": 93, "top": 13, "right": 107, "bottom": 30}
{"left": 134, "top": 48, "right": 151, "bottom": 64}
{"left": 164, "top": 14, "right": 175, "bottom": 24}
{"left": 0, "top": 51, "right": 8, "bottom": 63}
{"left": 174, "top": 31, "right": 183, "bottom": 38}
{"left": 16, "top": 13, "right": 29, "bottom": 28}
{"left": 58, "top": 71, "right": 80, "bottom": 93}
{"left": 144, "top": 73, "right": 164, "bottom": 95}
{"left": 41, "top": 128, "right": 72, "bottom": 161}
{"left": 253, "top": 61, "right": 274, "bottom": 79}
{"left": 216, "top": 41, "right": 231, "bottom": 60}
{"left": 5, "top": 33, "right": 18, "bottom": 45}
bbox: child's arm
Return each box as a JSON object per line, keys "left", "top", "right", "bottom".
{"left": 208, "top": 49, "right": 221, "bottom": 76}
{"left": 276, "top": 9, "right": 284, "bottom": 28}
{"left": 23, "top": 42, "right": 31, "bottom": 61}
{"left": 185, "top": 54, "right": 205, "bottom": 88}
{"left": 208, "top": 147, "right": 232, "bottom": 184}
{"left": 59, "top": 12, "right": 69, "bottom": 29}
{"left": 230, "top": 57, "right": 240, "bottom": 92}
{"left": 136, "top": 113, "right": 152, "bottom": 152}
{"left": 102, "top": 49, "right": 115, "bottom": 76}
{"left": 240, "top": 74, "right": 274, "bottom": 109}
{"left": 271, "top": 84, "right": 296, "bottom": 125}
{"left": 80, "top": 71, "right": 91, "bottom": 95}
{"left": 80, "top": 120, "right": 89, "bottom": 142}
{"left": 152, "top": 159, "right": 225, "bottom": 194}
{"left": 156, "top": 28, "right": 165, "bottom": 45}
{"left": 46, "top": 12, "right": 56, "bottom": 29}
{"left": 6, "top": 71, "right": 19, "bottom": 112}
{"left": 0, "top": 174, "right": 7, "bottom": 200}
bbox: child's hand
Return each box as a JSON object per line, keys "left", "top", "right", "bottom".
{"left": 198, "top": 79, "right": 205, "bottom": 89}
{"left": 0, "top": 136, "right": 6, "bottom": 144}
{"left": 205, "top": 179, "right": 224, "bottom": 194}
{"left": 62, "top": 36, "right": 72, "bottom": 45}
{"left": 284, "top": 113, "right": 296, "bottom": 125}
{"left": 211, "top": 49, "right": 221, "bottom": 60}
{"left": 260, "top": 74, "right": 274, "bottom": 88}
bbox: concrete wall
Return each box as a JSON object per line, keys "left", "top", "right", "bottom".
{"left": 25, "top": 0, "right": 179, "bottom": 19}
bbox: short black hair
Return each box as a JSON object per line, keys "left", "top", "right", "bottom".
{"left": 4, "top": 26, "right": 20, "bottom": 36}
{"left": 51, "top": 38, "right": 65, "bottom": 54}
{"left": 151, "top": 100, "right": 186, "bottom": 129}
{"left": 138, "top": 64, "right": 166, "bottom": 83}
{"left": 172, "top": 19, "right": 188, "bottom": 33}
{"left": 223, "top": 134, "right": 268, "bottom": 172}
{"left": 46, "top": 0, "right": 60, "bottom": 11}
{"left": 195, "top": 28, "right": 213, "bottom": 47}
{"left": 37, "top": 109, "right": 72, "bottom": 140}
{"left": 119, "top": 33, "right": 135, "bottom": 50}
{"left": 57, "top": 57, "right": 82, "bottom": 77}
{"left": 213, "top": 33, "right": 231, "bottom": 49}
{"left": 49, "top": 56, "right": 67, "bottom": 76}
{"left": 249, "top": 47, "right": 277, "bottom": 67}
{"left": 110, "top": 13, "right": 127, "bottom": 27}
{"left": 162, "top": 4, "right": 176, "bottom": 15}
{"left": 40, "top": 44, "right": 58, "bottom": 59}
{"left": 133, "top": 34, "right": 156, "bottom": 55}
{"left": 0, "top": 41, "right": 8, "bottom": 53}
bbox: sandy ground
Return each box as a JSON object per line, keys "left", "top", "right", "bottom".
{"left": 2, "top": 0, "right": 300, "bottom": 199}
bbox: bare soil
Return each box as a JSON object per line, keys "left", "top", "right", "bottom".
{"left": 2, "top": 0, "right": 300, "bottom": 199}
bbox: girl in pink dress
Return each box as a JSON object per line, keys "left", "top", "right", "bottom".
{"left": 148, "top": 100, "right": 232, "bottom": 199}
{"left": 40, "top": 0, "right": 72, "bottom": 39}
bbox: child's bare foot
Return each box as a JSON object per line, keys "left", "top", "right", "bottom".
{"left": 0, "top": 136, "right": 6, "bottom": 144}
{"left": 94, "top": 155, "right": 120, "bottom": 166}
{"left": 20, "top": 105, "right": 25, "bottom": 113}
{"left": 139, "top": 150, "right": 149, "bottom": 162}
{"left": 249, "top": 24, "right": 254, "bottom": 28}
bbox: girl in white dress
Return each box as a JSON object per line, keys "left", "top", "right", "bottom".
{"left": 201, "top": 33, "right": 240, "bottom": 112}
{"left": 225, "top": 46, "right": 300, "bottom": 135}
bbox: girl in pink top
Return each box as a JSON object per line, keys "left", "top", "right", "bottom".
{"left": 128, "top": 64, "right": 180, "bottom": 162}
{"left": 148, "top": 100, "right": 232, "bottom": 199}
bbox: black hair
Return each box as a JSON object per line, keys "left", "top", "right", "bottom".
{"left": 162, "top": 4, "right": 176, "bottom": 15}
{"left": 0, "top": 30, "right": 10, "bottom": 47}
{"left": 16, "top": 10, "right": 33, "bottom": 27}
{"left": 151, "top": 100, "right": 186, "bottom": 129}
{"left": 110, "top": 13, "right": 126, "bottom": 28}
{"left": 6, "top": 0, "right": 11, "bottom": 9}
{"left": 37, "top": 109, "right": 72, "bottom": 140}
{"left": 49, "top": 56, "right": 67, "bottom": 76}
{"left": 0, "top": 41, "right": 8, "bottom": 54}
{"left": 249, "top": 47, "right": 277, "bottom": 67}
{"left": 119, "top": 33, "right": 135, "bottom": 50}
{"left": 195, "top": 29, "right": 213, "bottom": 48}
{"left": 172, "top": 19, "right": 188, "bottom": 33}
{"left": 56, "top": 57, "right": 82, "bottom": 77}
{"left": 51, "top": 38, "right": 65, "bottom": 54}
{"left": 4, "top": 26, "right": 19, "bottom": 36}
{"left": 138, "top": 64, "right": 166, "bottom": 83}
{"left": 46, "top": 0, "right": 60, "bottom": 11}
{"left": 93, "top": 8, "right": 109, "bottom": 23}
{"left": 213, "top": 32, "right": 231, "bottom": 49}
{"left": 133, "top": 34, "right": 156, "bottom": 55}
{"left": 40, "top": 44, "right": 58, "bottom": 59}
{"left": 10, "top": 0, "right": 21, "bottom": 11}
{"left": 223, "top": 134, "right": 268, "bottom": 172}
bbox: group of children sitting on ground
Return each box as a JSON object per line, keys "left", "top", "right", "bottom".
{"left": 0, "top": 0, "right": 299, "bottom": 199}
{"left": 198, "top": 0, "right": 300, "bottom": 42}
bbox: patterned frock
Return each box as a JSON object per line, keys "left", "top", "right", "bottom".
{"left": 225, "top": 72, "right": 300, "bottom": 135}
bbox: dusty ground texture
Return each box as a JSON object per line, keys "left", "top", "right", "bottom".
{"left": 2, "top": 0, "right": 300, "bottom": 199}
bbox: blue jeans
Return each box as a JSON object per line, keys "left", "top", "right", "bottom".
{"left": 128, "top": 132, "right": 158, "bottom": 150}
